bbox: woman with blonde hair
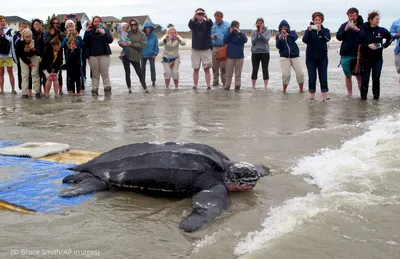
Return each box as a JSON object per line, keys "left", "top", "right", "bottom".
{"left": 159, "top": 27, "right": 186, "bottom": 88}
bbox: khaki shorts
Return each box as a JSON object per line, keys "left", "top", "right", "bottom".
{"left": 191, "top": 49, "right": 212, "bottom": 69}
{"left": 0, "top": 57, "right": 13, "bottom": 68}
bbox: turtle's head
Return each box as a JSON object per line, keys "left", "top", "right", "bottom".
{"left": 224, "top": 162, "right": 269, "bottom": 191}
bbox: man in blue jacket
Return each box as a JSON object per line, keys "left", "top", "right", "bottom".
{"left": 188, "top": 8, "right": 213, "bottom": 90}
{"left": 390, "top": 18, "right": 400, "bottom": 85}
{"left": 337, "top": 7, "right": 363, "bottom": 96}
{"left": 211, "top": 11, "right": 230, "bottom": 87}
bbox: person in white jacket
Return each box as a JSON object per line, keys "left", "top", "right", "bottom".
{"left": 0, "top": 15, "right": 17, "bottom": 94}
{"left": 159, "top": 27, "right": 186, "bottom": 88}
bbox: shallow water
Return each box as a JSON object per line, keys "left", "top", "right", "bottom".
{"left": 1, "top": 43, "right": 400, "bottom": 259}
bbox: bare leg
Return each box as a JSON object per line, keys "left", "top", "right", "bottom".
{"left": 282, "top": 84, "right": 288, "bottom": 93}
{"left": 0, "top": 67, "right": 4, "bottom": 93}
{"left": 356, "top": 75, "right": 361, "bottom": 91}
{"left": 299, "top": 83, "right": 304, "bottom": 93}
{"left": 193, "top": 69, "right": 199, "bottom": 89}
{"left": 345, "top": 75, "right": 352, "bottom": 96}
{"left": 174, "top": 79, "right": 179, "bottom": 88}
{"left": 6, "top": 67, "right": 15, "bottom": 93}
{"left": 252, "top": 79, "right": 256, "bottom": 89}
{"left": 264, "top": 80, "right": 268, "bottom": 89}
{"left": 322, "top": 92, "right": 328, "bottom": 101}
{"left": 53, "top": 79, "right": 59, "bottom": 97}
{"left": 310, "top": 92, "right": 316, "bottom": 100}
{"left": 44, "top": 80, "right": 51, "bottom": 95}
{"left": 165, "top": 79, "right": 170, "bottom": 88}
{"left": 204, "top": 68, "right": 211, "bottom": 88}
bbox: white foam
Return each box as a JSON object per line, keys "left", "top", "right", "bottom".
{"left": 234, "top": 114, "right": 400, "bottom": 256}
{"left": 191, "top": 232, "right": 217, "bottom": 254}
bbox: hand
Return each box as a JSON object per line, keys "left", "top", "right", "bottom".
{"left": 74, "top": 14, "right": 78, "bottom": 21}
{"left": 282, "top": 31, "right": 288, "bottom": 37}
{"left": 122, "top": 42, "right": 128, "bottom": 47}
{"left": 395, "top": 32, "right": 400, "bottom": 39}
{"left": 0, "top": 30, "right": 4, "bottom": 36}
{"left": 278, "top": 34, "right": 283, "bottom": 40}
{"left": 212, "top": 34, "right": 217, "bottom": 39}
{"left": 97, "top": 28, "right": 105, "bottom": 35}
{"left": 204, "top": 13, "right": 208, "bottom": 20}
{"left": 345, "top": 24, "right": 351, "bottom": 31}
{"left": 151, "top": 55, "right": 156, "bottom": 60}
{"left": 229, "top": 28, "right": 233, "bottom": 33}
{"left": 352, "top": 25, "right": 359, "bottom": 31}
{"left": 234, "top": 28, "right": 240, "bottom": 33}
{"left": 29, "top": 63, "right": 35, "bottom": 69}
{"left": 64, "top": 15, "right": 68, "bottom": 22}
{"left": 308, "top": 25, "right": 313, "bottom": 31}
{"left": 86, "top": 26, "right": 92, "bottom": 32}
{"left": 29, "top": 45, "right": 35, "bottom": 51}
{"left": 368, "top": 43, "right": 378, "bottom": 50}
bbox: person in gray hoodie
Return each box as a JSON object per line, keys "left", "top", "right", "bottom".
{"left": 251, "top": 17, "right": 271, "bottom": 89}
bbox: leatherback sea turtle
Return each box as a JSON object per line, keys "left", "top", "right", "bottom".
{"left": 59, "top": 142, "right": 269, "bottom": 232}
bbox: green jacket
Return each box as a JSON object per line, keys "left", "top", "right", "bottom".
{"left": 127, "top": 29, "right": 147, "bottom": 62}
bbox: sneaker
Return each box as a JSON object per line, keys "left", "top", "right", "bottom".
{"left": 104, "top": 86, "right": 112, "bottom": 96}
{"left": 55, "top": 94, "right": 60, "bottom": 98}
{"left": 212, "top": 82, "right": 219, "bottom": 86}
{"left": 91, "top": 90, "right": 99, "bottom": 96}
{"left": 11, "top": 90, "right": 17, "bottom": 94}
{"left": 152, "top": 81, "right": 155, "bottom": 87}
{"left": 128, "top": 90, "right": 133, "bottom": 94}
{"left": 145, "top": 90, "right": 149, "bottom": 93}
{"left": 235, "top": 85, "right": 241, "bottom": 91}
{"left": 43, "top": 94, "right": 50, "bottom": 99}
{"left": 192, "top": 86, "right": 197, "bottom": 90}
{"left": 59, "top": 90, "right": 64, "bottom": 95}
{"left": 21, "top": 94, "right": 29, "bottom": 99}
{"left": 207, "top": 87, "right": 211, "bottom": 90}
{"left": 35, "top": 93, "right": 41, "bottom": 99}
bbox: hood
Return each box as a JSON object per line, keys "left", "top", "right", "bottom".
{"left": 142, "top": 21, "right": 155, "bottom": 33}
{"left": 278, "top": 19, "right": 290, "bottom": 31}
{"left": 118, "top": 22, "right": 128, "bottom": 34}
{"left": 357, "top": 15, "right": 364, "bottom": 25}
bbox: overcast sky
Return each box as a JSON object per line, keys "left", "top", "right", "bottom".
{"left": 2, "top": 0, "right": 398, "bottom": 32}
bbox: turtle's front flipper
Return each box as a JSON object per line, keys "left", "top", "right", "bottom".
{"left": 179, "top": 184, "right": 229, "bottom": 232}
{"left": 59, "top": 178, "right": 109, "bottom": 197}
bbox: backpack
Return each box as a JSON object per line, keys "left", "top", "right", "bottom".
{"left": 0, "top": 29, "right": 12, "bottom": 55}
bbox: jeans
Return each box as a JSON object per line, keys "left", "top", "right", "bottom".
{"left": 122, "top": 57, "right": 147, "bottom": 90}
{"left": 360, "top": 59, "right": 383, "bottom": 100}
{"left": 305, "top": 58, "right": 328, "bottom": 93}
{"left": 141, "top": 58, "right": 156, "bottom": 83}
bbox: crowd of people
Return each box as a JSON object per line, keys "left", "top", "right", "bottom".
{"left": 0, "top": 7, "right": 398, "bottom": 101}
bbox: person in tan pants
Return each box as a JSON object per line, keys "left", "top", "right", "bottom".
{"left": 15, "top": 28, "right": 41, "bottom": 98}
{"left": 276, "top": 20, "right": 304, "bottom": 93}
{"left": 223, "top": 21, "right": 248, "bottom": 90}
{"left": 211, "top": 11, "right": 230, "bottom": 86}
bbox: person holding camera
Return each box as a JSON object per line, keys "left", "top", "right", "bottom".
{"left": 223, "top": 20, "right": 247, "bottom": 90}
{"left": 60, "top": 14, "right": 82, "bottom": 34}
{"left": 276, "top": 19, "right": 304, "bottom": 93}
{"left": 158, "top": 27, "right": 186, "bottom": 88}
{"left": 211, "top": 11, "right": 230, "bottom": 87}
{"left": 84, "top": 16, "right": 113, "bottom": 96}
{"left": 0, "top": 15, "right": 17, "bottom": 95}
{"left": 302, "top": 12, "right": 331, "bottom": 101}
{"left": 188, "top": 8, "right": 213, "bottom": 90}
{"left": 251, "top": 18, "right": 271, "bottom": 89}
{"left": 356, "top": 11, "right": 392, "bottom": 100}
{"left": 336, "top": 7, "right": 364, "bottom": 96}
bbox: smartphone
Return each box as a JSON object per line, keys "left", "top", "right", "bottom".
{"left": 375, "top": 43, "right": 382, "bottom": 48}
{"left": 348, "top": 20, "right": 354, "bottom": 27}
{"left": 68, "top": 14, "right": 74, "bottom": 19}
{"left": 311, "top": 25, "right": 318, "bottom": 30}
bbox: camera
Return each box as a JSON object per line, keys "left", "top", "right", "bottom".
{"left": 68, "top": 14, "right": 74, "bottom": 19}
{"left": 348, "top": 20, "right": 354, "bottom": 27}
{"left": 256, "top": 25, "right": 260, "bottom": 30}
{"left": 311, "top": 25, "right": 318, "bottom": 30}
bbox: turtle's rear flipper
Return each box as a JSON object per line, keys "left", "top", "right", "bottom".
{"left": 62, "top": 172, "right": 95, "bottom": 183}
{"left": 59, "top": 178, "right": 109, "bottom": 197}
{"left": 179, "top": 184, "right": 229, "bottom": 232}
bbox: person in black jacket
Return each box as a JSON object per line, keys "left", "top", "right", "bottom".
{"left": 302, "top": 12, "right": 331, "bottom": 101}
{"left": 65, "top": 37, "right": 83, "bottom": 96}
{"left": 13, "top": 21, "right": 32, "bottom": 93}
{"left": 84, "top": 16, "right": 113, "bottom": 96}
{"left": 31, "top": 19, "right": 46, "bottom": 93}
{"left": 188, "top": 8, "right": 213, "bottom": 90}
{"left": 276, "top": 19, "right": 304, "bottom": 93}
{"left": 15, "top": 28, "right": 41, "bottom": 98}
{"left": 356, "top": 11, "right": 392, "bottom": 100}
{"left": 337, "top": 7, "right": 364, "bottom": 96}
{"left": 41, "top": 37, "right": 63, "bottom": 98}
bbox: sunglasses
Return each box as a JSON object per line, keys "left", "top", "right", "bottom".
{"left": 52, "top": 22, "right": 59, "bottom": 24}
{"left": 130, "top": 23, "right": 137, "bottom": 26}
{"left": 197, "top": 13, "right": 205, "bottom": 16}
